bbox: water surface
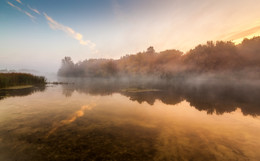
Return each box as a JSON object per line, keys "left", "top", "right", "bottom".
{"left": 0, "top": 80, "right": 260, "bottom": 161}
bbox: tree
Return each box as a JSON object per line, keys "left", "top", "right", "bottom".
{"left": 146, "top": 46, "right": 155, "bottom": 54}
{"left": 58, "top": 57, "right": 75, "bottom": 76}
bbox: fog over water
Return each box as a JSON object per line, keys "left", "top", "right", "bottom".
{"left": 58, "top": 77, "right": 260, "bottom": 116}
{"left": 58, "top": 37, "right": 260, "bottom": 80}
{"left": 1, "top": 0, "right": 260, "bottom": 160}
{"left": 0, "top": 81, "right": 260, "bottom": 160}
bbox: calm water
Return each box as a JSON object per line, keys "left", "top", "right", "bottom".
{"left": 0, "top": 79, "right": 260, "bottom": 161}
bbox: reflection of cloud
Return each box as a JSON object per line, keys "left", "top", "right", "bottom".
{"left": 43, "top": 13, "right": 97, "bottom": 50}
{"left": 28, "top": 5, "right": 40, "bottom": 15}
{"left": 46, "top": 105, "right": 94, "bottom": 138}
{"left": 7, "top": 1, "right": 35, "bottom": 20}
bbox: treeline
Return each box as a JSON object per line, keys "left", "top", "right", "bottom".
{"left": 58, "top": 37, "right": 260, "bottom": 79}
{"left": 0, "top": 73, "right": 46, "bottom": 88}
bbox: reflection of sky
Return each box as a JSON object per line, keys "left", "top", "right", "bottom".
{"left": 1, "top": 0, "right": 260, "bottom": 72}
{"left": 0, "top": 86, "right": 260, "bottom": 160}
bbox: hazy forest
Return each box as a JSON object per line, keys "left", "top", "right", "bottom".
{"left": 58, "top": 37, "right": 260, "bottom": 80}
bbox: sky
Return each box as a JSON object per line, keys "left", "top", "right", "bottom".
{"left": 1, "top": 0, "right": 260, "bottom": 73}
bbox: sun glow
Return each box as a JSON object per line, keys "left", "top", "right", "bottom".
{"left": 232, "top": 32, "right": 260, "bottom": 44}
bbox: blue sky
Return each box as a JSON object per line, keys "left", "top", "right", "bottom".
{"left": 1, "top": 0, "right": 260, "bottom": 72}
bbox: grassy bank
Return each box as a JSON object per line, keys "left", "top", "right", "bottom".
{"left": 0, "top": 73, "right": 46, "bottom": 89}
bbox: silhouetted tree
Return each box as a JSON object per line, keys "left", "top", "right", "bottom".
{"left": 146, "top": 46, "right": 155, "bottom": 54}
{"left": 57, "top": 37, "right": 260, "bottom": 79}
{"left": 58, "top": 57, "right": 75, "bottom": 77}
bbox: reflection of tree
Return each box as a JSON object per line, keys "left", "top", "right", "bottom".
{"left": 62, "top": 84, "right": 75, "bottom": 97}
{"left": 0, "top": 85, "right": 46, "bottom": 100}
{"left": 121, "top": 90, "right": 183, "bottom": 106}
{"left": 60, "top": 78, "right": 260, "bottom": 116}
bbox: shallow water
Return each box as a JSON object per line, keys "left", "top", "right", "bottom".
{"left": 0, "top": 81, "right": 260, "bottom": 161}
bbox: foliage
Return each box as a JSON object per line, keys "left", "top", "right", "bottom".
{"left": 58, "top": 37, "right": 260, "bottom": 79}
{"left": 0, "top": 73, "right": 46, "bottom": 88}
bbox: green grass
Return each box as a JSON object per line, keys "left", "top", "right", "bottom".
{"left": 0, "top": 73, "right": 46, "bottom": 89}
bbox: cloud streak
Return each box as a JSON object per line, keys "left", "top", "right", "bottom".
{"left": 225, "top": 26, "right": 260, "bottom": 41}
{"left": 7, "top": 1, "right": 35, "bottom": 20}
{"left": 7, "top": 1, "right": 97, "bottom": 52}
{"left": 7, "top": 1, "right": 22, "bottom": 11}
{"left": 24, "top": 11, "right": 34, "bottom": 19}
{"left": 43, "top": 13, "right": 96, "bottom": 49}
{"left": 28, "top": 5, "right": 41, "bottom": 15}
{"left": 16, "top": 0, "right": 22, "bottom": 4}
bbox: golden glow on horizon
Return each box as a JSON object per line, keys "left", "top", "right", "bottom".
{"left": 221, "top": 21, "right": 260, "bottom": 45}
{"left": 3, "top": 0, "right": 260, "bottom": 71}
{"left": 232, "top": 32, "right": 260, "bottom": 44}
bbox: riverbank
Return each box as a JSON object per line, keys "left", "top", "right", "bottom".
{"left": 0, "top": 73, "right": 46, "bottom": 89}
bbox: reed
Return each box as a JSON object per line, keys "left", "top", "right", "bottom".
{"left": 0, "top": 73, "right": 46, "bottom": 88}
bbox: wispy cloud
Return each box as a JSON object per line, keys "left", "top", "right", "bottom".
{"left": 16, "top": 0, "right": 22, "bottom": 4}
{"left": 28, "top": 5, "right": 41, "bottom": 15}
{"left": 24, "top": 11, "right": 34, "bottom": 19}
{"left": 43, "top": 12, "right": 96, "bottom": 49}
{"left": 7, "top": 1, "right": 22, "bottom": 11}
{"left": 224, "top": 26, "right": 260, "bottom": 41}
{"left": 218, "top": 25, "right": 260, "bottom": 44}
{"left": 7, "top": 1, "right": 35, "bottom": 20}
{"left": 7, "top": 1, "right": 97, "bottom": 52}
